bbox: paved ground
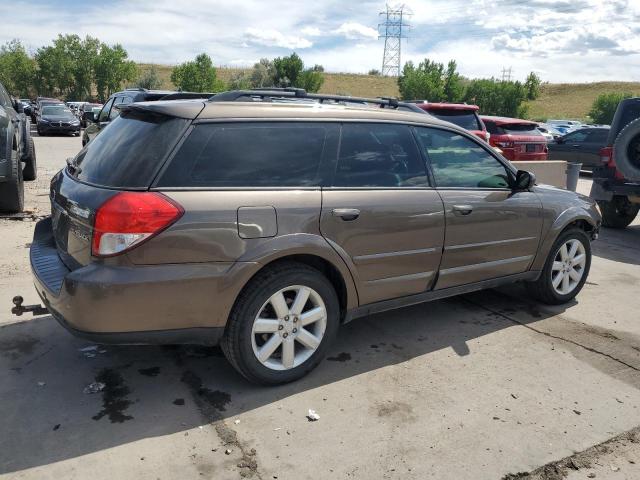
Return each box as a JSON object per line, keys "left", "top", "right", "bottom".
{"left": 1, "top": 134, "right": 640, "bottom": 480}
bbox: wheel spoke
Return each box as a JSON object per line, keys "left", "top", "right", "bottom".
{"left": 572, "top": 254, "right": 585, "bottom": 267}
{"left": 281, "top": 339, "right": 295, "bottom": 369}
{"left": 257, "top": 334, "right": 282, "bottom": 362}
{"left": 300, "top": 306, "right": 326, "bottom": 326}
{"left": 562, "top": 273, "right": 570, "bottom": 293}
{"left": 552, "top": 272, "right": 564, "bottom": 288}
{"left": 552, "top": 261, "right": 564, "bottom": 271}
{"left": 269, "top": 291, "right": 289, "bottom": 319}
{"left": 568, "top": 240, "right": 579, "bottom": 259}
{"left": 559, "top": 244, "right": 569, "bottom": 261}
{"left": 253, "top": 318, "right": 280, "bottom": 333}
{"left": 296, "top": 328, "right": 320, "bottom": 350}
{"left": 290, "top": 287, "right": 310, "bottom": 315}
{"left": 568, "top": 268, "right": 582, "bottom": 282}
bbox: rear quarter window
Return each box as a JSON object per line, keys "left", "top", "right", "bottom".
{"left": 73, "top": 111, "right": 188, "bottom": 188}
{"left": 429, "top": 109, "right": 481, "bottom": 131}
{"left": 157, "top": 122, "right": 338, "bottom": 187}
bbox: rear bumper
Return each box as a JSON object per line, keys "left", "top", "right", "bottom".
{"left": 501, "top": 150, "right": 548, "bottom": 161}
{"left": 30, "top": 217, "right": 247, "bottom": 345}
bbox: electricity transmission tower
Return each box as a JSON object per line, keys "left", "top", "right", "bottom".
{"left": 501, "top": 67, "right": 513, "bottom": 82}
{"left": 378, "top": 4, "right": 411, "bottom": 77}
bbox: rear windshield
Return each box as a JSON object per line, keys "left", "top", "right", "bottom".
{"left": 500, "top": 123, "right": 542, "bottom": 136}
{"left": 72, "top": 111, "right": 188, "bottom": 188}
{"left": 429, "top": 110, "right": 481, "bottom": 131}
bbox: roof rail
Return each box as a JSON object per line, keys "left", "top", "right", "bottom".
{"left": 125, "top": 87, "right": 147, "bottom": 92}
{"left": 159, "top": 91, "right": 216, "bottom": 101}
{"left": 208, "top": 88, "right": 418, "bottom": 112}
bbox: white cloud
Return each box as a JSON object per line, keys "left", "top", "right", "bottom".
{"left": 334, "top": 22, "right": 379, "bottom": 40}
{"left": 301, "top": 26, "right": 322, "bottom": 37}
{"left": 244, "top": 28, "right": 312, "bottom": 49}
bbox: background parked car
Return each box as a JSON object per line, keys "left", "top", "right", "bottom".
{"left": 536, "top": 124, "right": 563, "bottom": 142}
{"left": 31, "top": 97, "right": 64, "bottom": 123}
{"left": 548, "top": 127, "right": 610, "bottom": 168}
{"left": 79, "top": 103, "right": 103, "bottom": 127}
{"left": 0, "top": 83, "right": 37, "bottom": 213}
{"left": 481, "top": 115, "right": 548, "bottom": 161}
{"left": 37, "top": 104, "right": 81, "bottom": 136}
{"left": 410, "top": 101, "right": 489, "bottom": 141}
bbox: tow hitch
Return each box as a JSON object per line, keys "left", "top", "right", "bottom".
{"left": 11, "top": 296, "right": 49, "bottom": 317}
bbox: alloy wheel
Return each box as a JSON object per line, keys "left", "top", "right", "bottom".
{"left": 251, "top": 285, "right": 327, "bottom": 371}
{"left": 551, "top": 239, "right": 587, "bottom": 295}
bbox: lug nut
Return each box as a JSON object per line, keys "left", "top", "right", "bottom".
{"left": 292, "top": 328, "right": 297, "bottom": 333}
{"left": 284, "top": 315, "right": 289, "bottom": 321}
{"left": 278, "top": 325, "right": 284, "bottom": 330}
{"left": 293, "top": 317, "right": 298, "bottom": 323}
{"left": 283, "top": 332, "right": 289, "bottom": 338}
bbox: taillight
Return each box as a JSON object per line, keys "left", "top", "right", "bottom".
{"left": 600, "top": 146, "right": 613, "bottom": 164}
{"left": 496, "top": 141, "right": 514, "bottom": 148}
{"left": 92, "top": 192, "right": 184, "bottom": 257}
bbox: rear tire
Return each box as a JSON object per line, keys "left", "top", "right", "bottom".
{"left": 22, "top": 137, "right": 37, "bottom": 181}
{"left": 598, "top": 196, "right": 639, "bottom": 229}
{"left": 528, "top": 228, "right": 591, "bottom": 305}
{"left": 0, "top": 146, "right": 24, "bottom": 213}
{"left": 221, "top": 262, "right": 340, "bottom": 385}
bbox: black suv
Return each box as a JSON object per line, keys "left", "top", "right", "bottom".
{"left": 590, "top": 98, "right": 640, "bottom": 228}
{"left": 82, "top": 88, "right": 216, "bottom": 146}
{"left": 0, "top": 82, "right": 37, "bottom": 213}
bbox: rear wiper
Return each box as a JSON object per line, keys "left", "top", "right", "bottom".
{"left": 66, "top": 157, "right": 82, "bottom": 175}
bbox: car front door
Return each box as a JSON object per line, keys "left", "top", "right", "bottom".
{"left": 550, "top": 130, "right": 589, "bottom": 163}
{"left": 414, "top": 127, "right": 543, "bottom": 290}
{"left": 579, "top": 128, "right": 609, "bottom": 167}
{"left": 320, "top": 122, "right": 445, "bottom": 305}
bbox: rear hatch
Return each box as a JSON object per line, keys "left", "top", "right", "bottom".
{"left": 500, "top": 123, "right": 547, "bottom": 153}
{"left": 50, "top": 104, "right": 198, "bottom": 269}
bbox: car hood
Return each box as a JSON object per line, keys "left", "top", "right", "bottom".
{"left": 41, "top": 115, "right": 77, "bottom": 122}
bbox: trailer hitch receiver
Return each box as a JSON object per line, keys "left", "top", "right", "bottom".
{"left": 11, "top": 296, "right": 49, "bottom": 317}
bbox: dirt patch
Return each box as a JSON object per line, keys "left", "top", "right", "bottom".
{"left": 327, "top": 352, "right": 351, "bottom": 362}
{"left": 0, "top": 334, "right": 40, "bottom": 360}
{"left": 375, "top": 400, "right": 416, "bottom": 422}
{"left": 502, "top": 426, "right": 640, "bottom": 479}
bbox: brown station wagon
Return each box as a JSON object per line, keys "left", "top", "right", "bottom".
{"left": 29, "top": 89, "right": 601, "bottom": 384}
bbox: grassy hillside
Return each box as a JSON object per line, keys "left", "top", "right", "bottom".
{"left": 138, "top": 63, "right": 639, "bottom": 121}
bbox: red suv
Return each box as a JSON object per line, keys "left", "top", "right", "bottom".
{"left": 481, "top": 116, "right": 548, "bottom": 161}
{"left": 412, "top": 102, "right": 489, "bottom": 142}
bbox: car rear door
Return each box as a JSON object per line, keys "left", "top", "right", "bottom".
{"left": 414, "top": 126, "right": 543, "bottom": 289}
{"left": 320, "top": 122, "right": 445, "bottom": 305}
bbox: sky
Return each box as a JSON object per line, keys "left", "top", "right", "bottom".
{"left": 2, "top": 0, "right": 639, "bottom": 83}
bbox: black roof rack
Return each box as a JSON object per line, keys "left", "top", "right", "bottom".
{"left": 208, "top": 88, "right": 425, "bottom": 113}
{"left": 159, "top": 91, "right": 216, "bottom": 101}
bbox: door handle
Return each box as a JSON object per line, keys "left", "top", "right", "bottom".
{"left": 452, "top": 205, "right": 473, "bottom": 216}
{"left": 332, "top": 208, "right": 360, "bottom": 221}
{"left": 572, "top": 144, "right": 580, "bottom": 148}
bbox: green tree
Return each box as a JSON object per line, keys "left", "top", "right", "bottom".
{"left": 397, "top": 59, "right": 448, "bottom": 101}
{"left": 368, "top": 68, "right": 380, "bottom": 76}
{"left": 271, "top": 53, "right": 324, "bottom": 92}
{"left": 93, "top": 44, "right": 136, "bottom": 101}
{"left": 228, "top": 71, "right": 252, "bottom": 90}
{"left": 589, "top": 92, "right": 632, "bottom": 124}
{"left": 170, "top": 53, "right": 224, "bottom": 92}
{"left": 250, "top": 58, "right": 276, "bottom": 88}
{"left": 464, "top": 78, "right": 528, "bottom": 117}
{"left": 135, "top": 65, "right": 163, "bottom": 89}
{"left": 443, "top": 60, "right": 464, "bottom": 102}
{"left": 524, "top": 72, "right": 542, "bottom": 100}
{"left": 0, "top": 40, "right": 36, "bottom": 97}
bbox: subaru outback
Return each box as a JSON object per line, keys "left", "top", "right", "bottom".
{"left": 29, "top": 90, "right": 600, "bottom": 384}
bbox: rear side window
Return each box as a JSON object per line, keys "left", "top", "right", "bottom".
{"left": 502, "top": 124, "right": 543, "bottom": 136}
{"left": 429, "top": 109, "right": 481, "bottom": 131}
{"left": 73, "top": 111, "right": 188, "bottom": 188}
{"left": 332, "top": 123, "right": 428, "bottom": 188}
{"left": 586, "top": 129, "right": 609, "bottom": 143}
{"left": 158, "top": 122, "right": 336, "bottom": 187}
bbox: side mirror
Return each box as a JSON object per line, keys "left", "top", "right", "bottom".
{"left": 13, "top": 100, "right": 24, "bottom": 113}
{"left": 83, "top": 111, "right": 95, "bottom": 123}
{"left": 556, "top": 137, "right": 564, "bottom": 144}
{"left": 513, "top": 170, "right": 536, "bottom": 190}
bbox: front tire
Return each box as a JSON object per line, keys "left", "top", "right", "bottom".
{"left": 598, "top": 197, "right": 639, "bottom": 229}
{"left": 221, "top": 262, "right": 340, "bottom": 385}
{"left": 528, "top": 228, "right": 591, "bottom": 305}
{"left": 22, "top": 137, "right": 37, "bottom": 181}
{"left": 0, "top": 146, "right": 24, "bottom": 213}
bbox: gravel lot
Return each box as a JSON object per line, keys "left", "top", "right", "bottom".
{"left": 1, "top": 133, "right": 640, "bottom": 480}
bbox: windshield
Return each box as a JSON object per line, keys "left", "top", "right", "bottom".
{"left": 42, "top": 106, "right": 74, "bottom": 116}
{"left": 430, "top": 110, "right": 481, "bottom": 131}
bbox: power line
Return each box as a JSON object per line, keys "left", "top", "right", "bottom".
{"left": 378, "top": 4, "right": 411, "bottom": 77}
{"left": 501, "top": 66, "right": 513, "bottom": 82}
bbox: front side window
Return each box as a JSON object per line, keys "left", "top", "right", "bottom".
{"left": 98, "top": 98, "right": 114, "bottom": 122}
{"left": 332, "top": 123, "right": 428, "bottom": 188}
{"left": 563, "top": 130, "right": 589, "bottom": 143}
{"left": 415, "top": 127, "right": 511, "bottom": 189}
{"left": 158, "top": 122, "right": 336, "bottom": 187}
